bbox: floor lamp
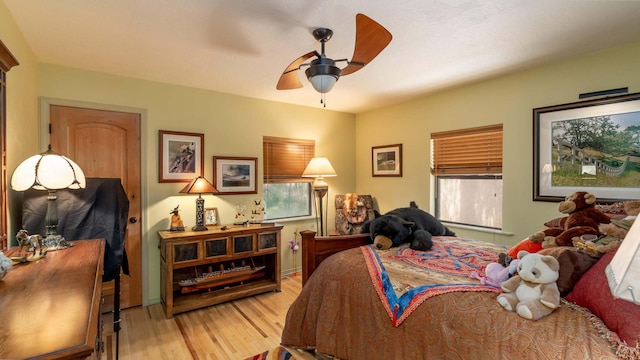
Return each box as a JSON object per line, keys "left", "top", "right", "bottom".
{"left": 302, "top": 157, "right": 337, "bottom": 236}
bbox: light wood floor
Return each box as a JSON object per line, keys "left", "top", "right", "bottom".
{"left": 100, "top": 275, "right": 302, "bottom": 360}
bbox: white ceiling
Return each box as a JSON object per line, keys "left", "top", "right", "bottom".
{"left": 5, "top": 0, "right": 640, "bottom": 114}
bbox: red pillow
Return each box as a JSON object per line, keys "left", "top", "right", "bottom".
{"left": 565, "top": 249, "right": 640, "bottom": 345}
{"left": 507, "top": 239, "right": 543, "bottom": 258}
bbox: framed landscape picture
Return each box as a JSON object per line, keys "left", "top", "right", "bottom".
{"left": 213, "top": 156, "right": 257, "bottom": 194}
{"left": 372, "top": 144, "right": 402, "bottom": 177}
{"left": 159, "top": 130, "right": 204, "bottom": 182}
{"left": 533, "top": 92, "right": 640, "bottom": 202}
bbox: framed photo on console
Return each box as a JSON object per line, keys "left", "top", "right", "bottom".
{"left": 204, "top": 207, "right": 219, "bottom": 226}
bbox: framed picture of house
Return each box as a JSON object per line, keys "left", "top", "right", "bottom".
{"left": 159, "top": 130, "right": 204, "bottom": 182}
{"left": 533, "top": 92, "right": 640, "bottom": 202}
{"left": 213, "top": 156, "right": 257, "bottom": 194}
{"left": 372, "top": 144, "right": 402, "bottom": 177}
{"left": 204, "top": 207, "right": 218, "bottom": 226}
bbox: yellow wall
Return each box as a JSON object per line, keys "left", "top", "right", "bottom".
{"left": 37, "top": 64, "right": 356, "bottom": 304}
{"left": 0, "top": 0, "right": 40, "bottom": 237}
{"left": 355, "top": 42, "right": 640, "bottom": 244}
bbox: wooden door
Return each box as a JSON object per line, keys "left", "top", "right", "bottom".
{"left": 49, "top": 105, "right": 142, "bottom": 308}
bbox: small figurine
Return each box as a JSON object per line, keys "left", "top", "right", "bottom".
{"left": 250, "top": 199, "right": 265, "bottom": 224}
{"left": 12, "top": 229, "right": 46, "bottom": 262}
{"left": 234, "top": 204, "right": 247, "bottom": 225}
{"left": 170, "top": 205, "right": 185, "bottom": 231}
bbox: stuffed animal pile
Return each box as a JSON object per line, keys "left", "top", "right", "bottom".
{"left": 529, "top": 191, "right": 611, "bottom": 248}
{"left": 573, "top": 200, "right": 639, "bottom": 258}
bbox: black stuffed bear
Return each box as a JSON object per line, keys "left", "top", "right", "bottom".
{"left": 361, "top": 206, "right": 455, "bottom": 251}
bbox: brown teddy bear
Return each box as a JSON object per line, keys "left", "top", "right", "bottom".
{"left": 529, "top": 191, "right": 611, "bottom": 248}
{"left": 497, "top": 250, "right": 561, "bottom": 320}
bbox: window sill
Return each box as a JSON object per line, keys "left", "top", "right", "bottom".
{"left": 263, "top": 215, "right": 315, "bottom": 224}
{"left": 443, "top": 222, "right": 514, "bottom": 236}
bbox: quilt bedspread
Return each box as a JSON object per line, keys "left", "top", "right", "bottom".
{"left": 362, "top": 237, "right": 505, "bottom": 326}
{"left": 281, "top": 243, "right": 619, "bottom": 360}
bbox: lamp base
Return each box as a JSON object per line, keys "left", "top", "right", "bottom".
{"left": 192, "top": 224, "right": 208, "bottom": 231}
{"left": 42, "top": 234, "right": 75, "bottom": 251}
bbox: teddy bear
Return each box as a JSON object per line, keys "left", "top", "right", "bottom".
{"left": 528, "top": 191, "right": 611, "bottom": 248}
{"left": 497, "top": 250, "right": 560, "bottom": 320}
{"left": 469, "top": 253, "right": 520, "bottom": 288}
{"left": 360, "top": 204, "right": 455, "bottom": 251}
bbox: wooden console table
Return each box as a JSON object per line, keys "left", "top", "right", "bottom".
{"left": 0, "top": 239, "right": 105, "bottom": 359}
{"left": 158, "top": 223, "right": 282, "bottom": 318}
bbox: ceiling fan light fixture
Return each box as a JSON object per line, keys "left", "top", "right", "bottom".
{"left": 305, "top": 58, "right": 341, "bottom": 94}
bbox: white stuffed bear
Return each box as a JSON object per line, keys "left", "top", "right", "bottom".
{"left": 497, "top": 250, "right": 560, "bottom": 320}
{"left": 0, "top": 251, "right": 12, "bottom": 280}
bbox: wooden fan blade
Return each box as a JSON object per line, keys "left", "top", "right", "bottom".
{"left": 276, "top": 51, "right": 316, "bottom": 90}
{"left": 340, "top": 14, "right": 392, "bottom": 76}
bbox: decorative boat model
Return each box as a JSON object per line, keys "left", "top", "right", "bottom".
{"left": 179, "top": 261, "right": 266, "bottom": 294}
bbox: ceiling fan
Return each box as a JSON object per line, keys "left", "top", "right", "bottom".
{"left": 276, "top": 13, "right": 392, "bottom": 96}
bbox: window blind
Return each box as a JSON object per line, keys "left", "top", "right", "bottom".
{"left": 263, "top": 136, "right": 315, "bottom": 181}
{"left": 431, "top": 124, "right": 503, "bottom": 175}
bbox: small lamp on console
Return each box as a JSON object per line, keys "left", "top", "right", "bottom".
{"left": 302, "top": 157, "right": 337, "bottom": 236}
{"left": 606, "top": 218, "right": 640, "bottom": 304}
{"left": 11, "top": 145, "right": 86, "bottom": 250}
{"left": 180, "top": 176, "right": 218, "bottom": 231}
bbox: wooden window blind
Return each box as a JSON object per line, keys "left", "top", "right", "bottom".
{"left": 431, "top": 124, "right": 503, "bottom": 175}
{"left": 263, "top": 136, "right": 315, "bottom": 182}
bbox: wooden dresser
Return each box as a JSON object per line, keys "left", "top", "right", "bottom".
{"left": 0, "top": 239, "right": 105, "bottom": 359}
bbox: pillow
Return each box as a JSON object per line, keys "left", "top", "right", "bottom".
{"left": 538, "top": 247, "right": 597, "bottom": 296}
{"left": 507, "top": 239, "right": 543, "bottom": 258}
{"left": 565, "top": 249, "right": 640, "bottom": 345}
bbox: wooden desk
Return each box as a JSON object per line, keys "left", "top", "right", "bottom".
{"left": 0, "top": 239, "right": 105, "bottom": 360}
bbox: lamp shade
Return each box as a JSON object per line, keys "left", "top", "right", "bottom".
{"left": 11, "top": 146, "right": 86, "bottom": 191}
{"left": 302, "top": 157, "right": 337, "bottom": 191}
{"left": 605, "top": 218, "right": 640, "bottom": 304}
{"left": 302, "top": 157, "right": 337, "bottom": 178}
{"left": 179, "top": 176, "right": 218, "bottom": 194}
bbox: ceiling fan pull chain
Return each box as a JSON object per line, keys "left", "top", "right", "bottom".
{"left": 321, "top": 93, "right": 326, "bottom": 107}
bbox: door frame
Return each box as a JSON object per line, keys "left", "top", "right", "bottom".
{"left": 39, "top": 96, "right": 150, "bottom": 305}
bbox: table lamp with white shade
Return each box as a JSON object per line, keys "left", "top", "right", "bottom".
{"left": 11, "top": 145, "right": 86, "bottom": 250}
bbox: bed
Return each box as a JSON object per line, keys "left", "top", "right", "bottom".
{"left": 280, "top": 230, "right": 639, "bottom": 359}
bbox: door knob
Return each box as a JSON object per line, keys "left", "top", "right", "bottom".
{"left": 129, "top": 217, "right": 138, "bottom": 223}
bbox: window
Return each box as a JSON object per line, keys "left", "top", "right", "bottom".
{"left": 0, "top": 39, "right": 20, "bottom": 250}
{"left": 263, "top": 136, "right": 314, "bottom": 220}
{"left": 431, "top": 124, "right": 503, "bottom": 229}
